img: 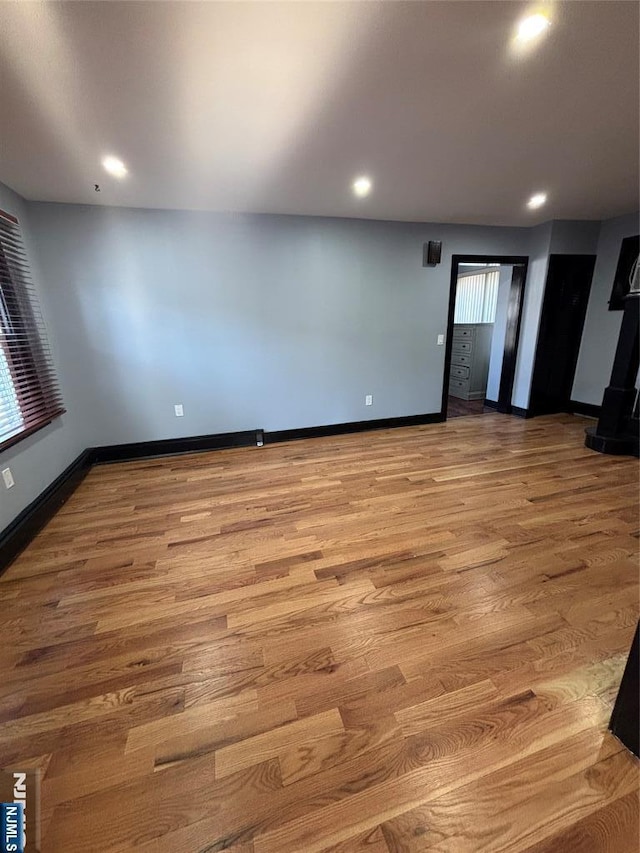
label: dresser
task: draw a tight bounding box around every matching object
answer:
[448,323,493,401]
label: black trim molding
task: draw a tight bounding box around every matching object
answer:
[443,254,529,419]
[526,400,602,420]
[0,412,452,571]
[511,406,532,419]
[567,400,601,419]
[264,413,444,445]
[90,429,259,464]
[0,449,92,573]
[484,398,517,415]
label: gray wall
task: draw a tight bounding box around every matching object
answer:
[3,190,634,536]
[549,220,601,255]
[486,265,513,403]
[0,184,84,532]
[512,222,553,409]
[572,211,640,405]
[27,202,533,446]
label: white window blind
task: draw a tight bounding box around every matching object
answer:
[454,270,500,324]
[0,344,23,442]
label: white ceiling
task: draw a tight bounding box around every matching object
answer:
[0,1,638,225]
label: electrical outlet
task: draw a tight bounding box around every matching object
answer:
[174,404,184,417]
[437,334,445,345]
[365,395,373,406]
[2,467,15,489]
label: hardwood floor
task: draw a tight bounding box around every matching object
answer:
[1,413,638,852]
[446,396,493,418]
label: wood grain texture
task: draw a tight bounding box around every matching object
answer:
[0,413,638,852]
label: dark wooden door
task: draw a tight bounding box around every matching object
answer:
[529,254,596,416]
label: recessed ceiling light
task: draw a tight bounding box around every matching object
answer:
[527,192,547,209]
[352,176,372,198]
[516,13,551,43]
[102,155,128,179]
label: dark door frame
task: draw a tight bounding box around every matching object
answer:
[441,254,529,419]
[528,253,596,417]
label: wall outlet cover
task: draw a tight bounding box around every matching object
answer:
[174,404,184,417]
[437,334,445,345]
[365,395,373,406]
[2,467,15,489]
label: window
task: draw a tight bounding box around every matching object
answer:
[454,269,500,324]
[0,210,64,451]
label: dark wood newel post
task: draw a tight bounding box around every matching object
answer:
[585,289,639,457]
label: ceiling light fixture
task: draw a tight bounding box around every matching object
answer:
[516,12,551,43]
[352,176,372,198]
[102,155,128,179]
[527,192,548,209]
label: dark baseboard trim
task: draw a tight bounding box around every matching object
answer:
[1,414,448,572]
[568,399,601,419]
[0,449,92,574]
[484,398,514,415]
[511,406,532,419]
[264,413,444,445]
[90,429,260,464]
[483,399,598,419]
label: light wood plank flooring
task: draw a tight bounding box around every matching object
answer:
[446,396,493,418]
[1,413,638,852]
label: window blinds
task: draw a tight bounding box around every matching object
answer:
[454,269,500,325]
[0,210,64,451]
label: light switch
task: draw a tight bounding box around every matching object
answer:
[437,334,445,345]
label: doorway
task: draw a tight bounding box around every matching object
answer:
[442,255,528,419]
[528,254,596,416]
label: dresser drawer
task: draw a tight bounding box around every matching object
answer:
[451,353,471,367]
[452,340,473,355]
[453,326,474,340]
[450,364,469,380]
[449,377,470,393]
